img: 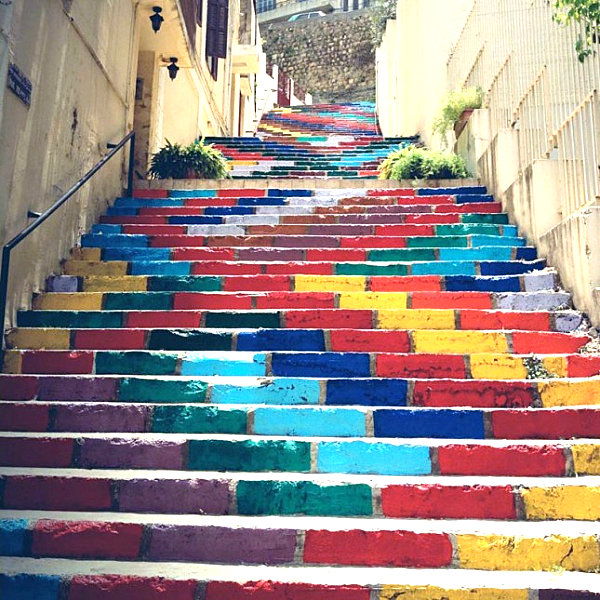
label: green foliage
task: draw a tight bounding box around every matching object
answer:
[148,139,229,180]
[368,0,397,45]
[378,145,469,180]
[432,87,483,144]
[552,0,600,62]
[523,356,558,380]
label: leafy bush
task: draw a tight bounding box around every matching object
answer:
[149,139,229,179]
[553,0,600,62]
[432,87,483,142]
[378,145,469,180]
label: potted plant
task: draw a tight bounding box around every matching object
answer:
[149,139,229,179]
[378,144,470,180]
[432,86,484,144]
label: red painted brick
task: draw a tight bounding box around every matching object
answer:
[69,575,197,600]
[101,215,168,224]
[330,330,410,352]
[0,437,74,467]
[218,189,265,197]
[412,291,492,309]
[285,310,373,329]
[316,206,364,214]
[436,203,500,213]
[411,195,454,205]
[376,224,435,236]
[171,248,235,261]
[223,275,291,292]
[340,236,408,249]
[266,263,333,275]
[491,408,600,439]
[4,476,112,510]
[283,215,336,224]
[173,293,253,310]
[249,225,307,235]
[413,380,536,408]
[150,235,204,248]
[512,332,589,354]
[460,310,551,331]
[567,355,600,377]
[371,276,442,292]
[133,189,167,198]
[206,581,369,600]
[303,529,452,567]
[74,329,146,350]
[139,207,202,216]
[125,311,201,328]
[376,354,466,378]
[0,404,49,431]
[0,375,39,400]
[255,292,335,309]
[305,249,367,262]
[21,351,94,375]
[192,262,262,275]
[185,197,236,206]
[33,520,143,559]
[122,225,186,235]
[381,484,516,519]
[368,189,414,197]
[438,444,566,476]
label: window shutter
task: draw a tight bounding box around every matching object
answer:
[206,0,229,59]
[197,0,203,24]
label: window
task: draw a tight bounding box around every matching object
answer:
[205,0,229,80]
[256,0,275,13]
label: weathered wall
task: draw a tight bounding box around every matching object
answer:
[262,12,376,102]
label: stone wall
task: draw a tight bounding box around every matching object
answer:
[262,12,376,102]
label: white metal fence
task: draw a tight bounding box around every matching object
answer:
[448,0,600,217]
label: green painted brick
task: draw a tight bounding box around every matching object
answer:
[119,377,208,402]
[188,439,311,472]
[17,311,123,328]
[148,276,223,292]
[152,405,247,434]
[95,351,178,375]
[436,224,501,236]
[148,330,233,351]
[406,236,469,248]
[236,480,373,516]
[205,312,281,329]
[368,249,436,262]
[104,292,172,310]
[461,213,508,224]
[335,263,408,276]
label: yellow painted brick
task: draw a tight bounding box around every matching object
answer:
[6,328,71,350]
[542,356,567,377]
[294,275,366,292]
[338,292,407,310]
[523,486,600,520]
[470,354,527,379]
[412,330,509,354]
[378,309,455,330]
[32,293,103,311]
[231,160,258,166]
[457,534,600,572]
[572,444,600,475]
[70,247,101,261]
[380,586,526,600]
[539,379,600,407]
[82,276,148,292]
[2,351,22,374]
[64,260,128,277]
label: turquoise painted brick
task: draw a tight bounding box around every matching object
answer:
[210,378,321,405]
[17,311,122,328]
[119,377,208,402]
[502,225,519,236]
[439,247,512,261]
[0,574,61,600]
[471,235,525,247]
[0,519,27,556]
[169,189,217,197]
[435,224,501,236]
[96,351,178,375]
[181,352,267,376]
[81,233,148,248]
[412,261,477,276]
[104,292,172,310]
[253,407,366,437]
[130,262,191,276]
[317,441,432,475]
[152,405,247,433]
[148,275,223,292]
[406,236,468,248]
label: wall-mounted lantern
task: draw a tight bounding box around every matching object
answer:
[166,57,179,80]
[150,6,164,33]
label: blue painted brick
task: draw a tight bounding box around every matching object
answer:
[254,407,366,437]
[0,519,28,556]
[0,574,61,600]
[205,207,255,215]
[516,247,537,260]
[237,329,325,351]
[327,379,408,407]
[114,198,184,208]
[82,234,148,248]
[317,441,431,475]
[417,186,487,196]
[445,275,521,293]
[211,378,321,405]
[455,194,494,204]
[239,197,287,206]
[103,247,171,261]
[480,259,546,276]
[106,207,139,216]
[373,409,485,439]
[169,189,216,197]
[271,353,370,377]
[92,224,122,234]
[169,216,223,224]
[130,261,191,276]
[270,189,312,196]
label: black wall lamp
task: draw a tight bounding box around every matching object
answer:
[150,6,164,33]
[166,57,179,80]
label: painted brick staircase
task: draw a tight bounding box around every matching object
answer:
[1,103,600,599]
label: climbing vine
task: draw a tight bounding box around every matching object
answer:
[552,0,600,61]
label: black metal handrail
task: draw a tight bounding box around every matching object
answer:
[0,131,135,360]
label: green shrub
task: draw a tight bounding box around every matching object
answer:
[149,139,229,179]
[378,145,469,180]
[432,87,483,142]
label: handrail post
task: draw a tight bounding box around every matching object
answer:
[0,246,12,364]
[127,133,135,198]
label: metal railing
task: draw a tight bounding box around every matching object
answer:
[0,131,135,360]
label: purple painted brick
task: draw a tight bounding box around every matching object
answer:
[238,248,304,261]
[147,525,297,564]
[119,478,230,514]
[39,377,118,401]
[276,236,337,248]
[79,438,184,469]
[523,272,557,292]
[554,312,584,332]
[311,225,371,236]
[495,292,571,311]
[46,276,79,292]
[53,404,148,433]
